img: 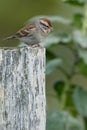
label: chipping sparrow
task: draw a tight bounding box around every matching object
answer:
[4,18,53,47]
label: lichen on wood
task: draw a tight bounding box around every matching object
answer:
[0,47,46,130]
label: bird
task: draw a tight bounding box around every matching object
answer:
[4,17,53,47]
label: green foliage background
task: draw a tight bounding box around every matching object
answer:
[0,0,87,130]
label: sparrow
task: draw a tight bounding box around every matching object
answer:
[4,17,53,47]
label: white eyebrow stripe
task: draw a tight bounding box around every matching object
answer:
[40,20,49,26]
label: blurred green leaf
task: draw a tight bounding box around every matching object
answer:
[78,49,87,65]
[58,32,72,43]
[42,32,72,48]
[63,0,85,6]
[73,13,83,28]
[47,111,84,130]
[77,59,87,76]
[73,30,87,48]
[50,45,75,76]
[46,58,62,75]
[42,34,61,47]
[54,80,65,97]
[73,87,87,117]
[66,85,75,108]
[46,50,57,60]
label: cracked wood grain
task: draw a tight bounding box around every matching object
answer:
[0,47,46,130]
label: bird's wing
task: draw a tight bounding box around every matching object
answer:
[15,23,36,38]
[4,23,37,40]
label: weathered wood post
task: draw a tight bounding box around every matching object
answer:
[0,47,46,130]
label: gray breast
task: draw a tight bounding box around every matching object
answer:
[19,32,41,45]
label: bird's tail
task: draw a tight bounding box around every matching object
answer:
[3,35,16,41]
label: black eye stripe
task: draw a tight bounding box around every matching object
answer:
[40,22,49,28]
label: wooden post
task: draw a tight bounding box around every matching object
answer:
[0,47,46,130]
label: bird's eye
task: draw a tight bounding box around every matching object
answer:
[46,25,49,28]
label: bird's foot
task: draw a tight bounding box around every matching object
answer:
[29,43,43,48]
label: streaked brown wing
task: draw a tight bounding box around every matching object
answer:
[15,23,36,38]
